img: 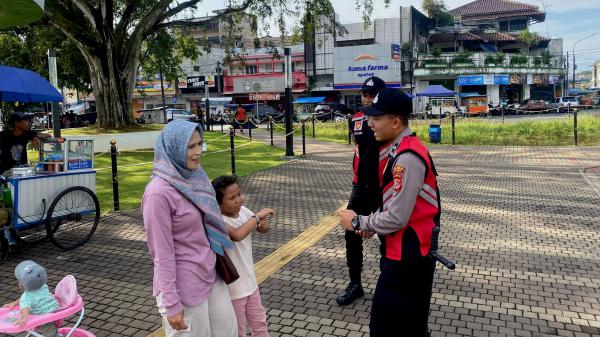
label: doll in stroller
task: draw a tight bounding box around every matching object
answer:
[0,260,95,337]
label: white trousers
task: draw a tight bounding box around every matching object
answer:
[157,279,237,337]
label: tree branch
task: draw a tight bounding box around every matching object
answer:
[45,0,98,49]
[115,1,138,42]
[158,0,255,26]
[68,0,97,30]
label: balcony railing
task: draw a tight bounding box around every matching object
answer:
[416,52,565,70]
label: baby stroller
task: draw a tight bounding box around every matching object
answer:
[0,275,95,337]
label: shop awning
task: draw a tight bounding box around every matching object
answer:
[416,85,456,97]
[293,96,325,104]
[459,92,484,98]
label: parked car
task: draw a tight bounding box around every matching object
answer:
[166,109,197,122]
[517,99,548,113]
[548,96,579,112]
[252,104,284,123]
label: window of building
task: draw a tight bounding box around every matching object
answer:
[193,66,200,72]
[499,21,509,31]
[207,36,220,45]
[335,39,376,47]
[509,19,527,31]
[245,65,257,74]
[273,63,284,73]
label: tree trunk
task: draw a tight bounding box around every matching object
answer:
[84,43,135,128]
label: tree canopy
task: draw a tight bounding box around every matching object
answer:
[5,0,384,127]
[422,0,454,27]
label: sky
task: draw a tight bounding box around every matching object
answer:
[196,0,600,72]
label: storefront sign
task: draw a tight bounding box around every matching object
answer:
[510,74,522,84]
[334,44,401,89]
[494,75,509,85]
[233,77,285,93]
[458,75,509,86]
[135,79,174,92]
[528,74,549,85]
[187,75,215,88]
[391,44,401,61]
[249,93,281,101]
[67,160,93,171]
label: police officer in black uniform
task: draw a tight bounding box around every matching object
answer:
[336,76,386,306]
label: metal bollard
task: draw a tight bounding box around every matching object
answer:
[110,140,119,211]
[220,120,224,134]
[451,113,456,145]
[347,114,352,145]
[574,109,578,146]
[248,120,252,139]
[229,127,236,174]
[301,119,306,155]
[270,120,274,146]
[312,116,315,138]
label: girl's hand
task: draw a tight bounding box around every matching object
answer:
[257,219,269,233]
[256,208,275,219]
[167,312,188,331]
[16,317,27,327]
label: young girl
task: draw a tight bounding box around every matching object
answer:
[3,260,59,337]
[212,175,273,337]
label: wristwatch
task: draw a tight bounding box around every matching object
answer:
[252,215,261,227]
[351,215,361,231]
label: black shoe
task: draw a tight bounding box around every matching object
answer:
[336,282,364,306]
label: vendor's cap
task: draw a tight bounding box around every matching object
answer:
[364,88,412,116]
[9,112,27,125]
[361,76,386,95]
[15,260,47,291]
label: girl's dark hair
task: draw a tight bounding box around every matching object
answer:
[211,175,239,204]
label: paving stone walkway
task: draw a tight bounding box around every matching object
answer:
[0,128,598,337]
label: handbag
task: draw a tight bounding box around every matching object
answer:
[215,250,240,285]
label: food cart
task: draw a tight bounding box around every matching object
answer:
[460,93,489,116]
[0,137,99,261]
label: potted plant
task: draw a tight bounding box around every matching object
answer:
[534,57,542,67]
[451,51,473,66]
[510,54,528,67]
[495,53,505,66]
[484,54,496,66]
[424,47,446,67]
[541,50,552,66]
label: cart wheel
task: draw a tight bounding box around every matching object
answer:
[0,231,8,263]
[46,186,100,251]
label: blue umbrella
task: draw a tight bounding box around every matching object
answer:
[0,65,63,102]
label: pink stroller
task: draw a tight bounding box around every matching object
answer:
[0,275,95,337]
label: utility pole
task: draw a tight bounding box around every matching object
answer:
[47,49,61,137]
[572,33,598,89]
[284,47,294,157]
[159,63,167,123]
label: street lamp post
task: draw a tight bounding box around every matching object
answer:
[572,33,598,89]
[284,47,294,157]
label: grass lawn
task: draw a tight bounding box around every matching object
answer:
[59,124,165,135]
[277,116,600,146]
[31,131,285,212]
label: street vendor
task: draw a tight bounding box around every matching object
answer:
[0,112,51,174]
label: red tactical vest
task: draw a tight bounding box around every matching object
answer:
[379,134,440,261]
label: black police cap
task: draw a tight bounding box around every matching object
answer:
[364,88,412,116]
[360,76,386,95]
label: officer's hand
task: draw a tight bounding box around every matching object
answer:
[338,209,357,231]
[356,230,375,238]
[257,219,269,233]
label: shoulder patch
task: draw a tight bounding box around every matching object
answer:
[393,165,405,192]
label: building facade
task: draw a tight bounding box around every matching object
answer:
[414,0,566,111]
[306,7,430,112]
[222,45,306,107]
[591,61,600,89]
[132,11,257,114]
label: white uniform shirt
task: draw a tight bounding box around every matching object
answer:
[223,206,259,300]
